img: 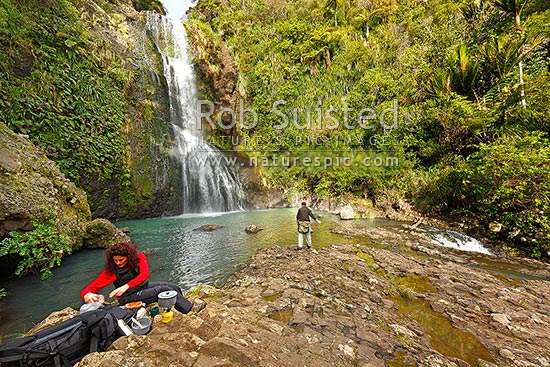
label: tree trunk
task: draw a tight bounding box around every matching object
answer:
[519,60,526,108]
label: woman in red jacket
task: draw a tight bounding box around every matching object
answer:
[81,242,194,313]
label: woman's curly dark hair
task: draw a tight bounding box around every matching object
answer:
[104,242,140,274]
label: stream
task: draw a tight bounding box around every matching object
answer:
[0,208,351,336]
[0,208,547,340]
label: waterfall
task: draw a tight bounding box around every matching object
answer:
[144,13,244,213]
[424,228,492,255]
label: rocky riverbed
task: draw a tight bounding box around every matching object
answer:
[66,223,550,367]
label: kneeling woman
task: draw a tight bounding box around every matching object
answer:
[81,242,194,313]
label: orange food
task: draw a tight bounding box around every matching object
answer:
[125,301,144,309]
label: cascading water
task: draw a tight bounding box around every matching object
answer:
[144,13,244,213]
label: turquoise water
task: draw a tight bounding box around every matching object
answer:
[4,208,543,339]
[0,208,376,337]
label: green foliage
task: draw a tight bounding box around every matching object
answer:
[132,0,165,13]
[0,0,128,185]
[0,0,547,258]
[419,132,550,258]
[464,132,550,258]
[0,0,154,216]
[0,218,72,279]
[188,0,549,257]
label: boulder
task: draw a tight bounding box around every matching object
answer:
[28,307,79,334]
[83,218,131,249]
[0,148,22,172]
[143,247,159,255]
[339,205,355,220]
[245,224,263,234]
[194,224,223,232]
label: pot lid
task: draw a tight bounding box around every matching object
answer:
[158,290,178,299]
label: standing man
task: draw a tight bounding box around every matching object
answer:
[296,202,321,249]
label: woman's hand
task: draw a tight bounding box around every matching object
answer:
[84,292,100,304]
[109,284,130,299]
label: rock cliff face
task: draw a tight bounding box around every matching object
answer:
[0,122,91,242]
[77,1,183,219]
[0,122,91,273]
[0,122,134,276]
[68,227,549,367]
[185,21,238,131]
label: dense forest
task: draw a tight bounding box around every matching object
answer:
[186,0,550,258]
[0,0,549,261]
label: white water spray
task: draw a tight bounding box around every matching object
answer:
[144,13,244,213]
[424,228,492,255]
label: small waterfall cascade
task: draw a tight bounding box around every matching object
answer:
[144,13,244,213]
[423,227,492,255]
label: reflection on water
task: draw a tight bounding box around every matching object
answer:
[393,296,495,365]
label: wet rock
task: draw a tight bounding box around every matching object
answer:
[143,247,158,255]
[245,224,263,234]
[194,224,223,232]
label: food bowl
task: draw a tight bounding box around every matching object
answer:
[131,317,152,335]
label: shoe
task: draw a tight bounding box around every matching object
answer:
[297,246,303,250]
[192,300,206,313]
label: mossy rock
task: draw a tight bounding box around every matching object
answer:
[84,218,131,249]
[0,122,91,250]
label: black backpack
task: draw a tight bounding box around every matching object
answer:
[0,306,134,367]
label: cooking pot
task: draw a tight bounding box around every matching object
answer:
[158,290,177,308]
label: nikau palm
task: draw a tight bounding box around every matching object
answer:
[493,0,530,108]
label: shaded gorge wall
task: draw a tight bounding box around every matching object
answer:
[82,6,186,220]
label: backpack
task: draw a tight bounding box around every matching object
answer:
[0,306,135,367]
